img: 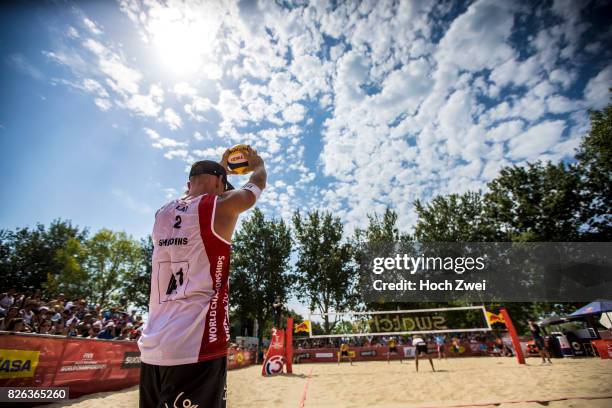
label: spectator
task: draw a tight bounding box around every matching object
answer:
[77,323,90,338]
[0,288,17,309]
[97,321,115,339]
[7,317,26,332]
[67,320,79,337]
[272,296,283,328]
[38,320,53,334]
[0,307,20,330]
[114,327,131,341]
[20,301,35,325]
[88,325,101,338]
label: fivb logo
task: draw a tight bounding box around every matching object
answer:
[264,355,284,375]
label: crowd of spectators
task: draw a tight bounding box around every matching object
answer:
[0,288,144,341]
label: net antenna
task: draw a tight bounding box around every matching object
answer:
[308,305,491,338]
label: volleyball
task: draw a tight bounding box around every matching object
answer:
[227,144,251,174]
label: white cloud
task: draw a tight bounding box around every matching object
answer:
[173,82,197,98]
[83,18,103,35]
[67,26,79,39]
[163,108,182,130]
[583,65,612,110]
[152,137,187,149]
[94,98,112,111]
[164,149,189,160]
[508,120,566,160]
[282,103,306,123]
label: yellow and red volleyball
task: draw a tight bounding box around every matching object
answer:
[227,144,251,174]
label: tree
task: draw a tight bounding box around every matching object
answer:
[230,208,293,341]
[81,229,143,307]
[44,237,89,300]
[354,208,410,243]
[575,102,612,240]
[293,210,358,334]
[414,192,500,242]
[0,219,87,293]
[123,235,153,311]
[484,162,582,242]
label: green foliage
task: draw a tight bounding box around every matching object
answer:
[484,162,582,242]
[414,192,500,242]
[230,208,294,340]
[0,219,87,292]
[293,210,358,334]
[354,208,410,244]
[575,103,612,240]
[123,235,153,311]
[44,237,89,300]
[82,229,143,308]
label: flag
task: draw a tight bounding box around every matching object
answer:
[486,311,506,325]
[294,320,311,334]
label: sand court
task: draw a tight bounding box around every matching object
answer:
[48,358,612,408]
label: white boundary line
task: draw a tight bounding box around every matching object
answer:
[307,305,491,338]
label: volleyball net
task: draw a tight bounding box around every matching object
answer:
[306,305,491,338]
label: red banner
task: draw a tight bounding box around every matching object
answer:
[592,340,612,359]
[0,332,140,398]
[227,348,255,369]
[1,333,256,398]
[262,327,286,376]
[292,342,500,363]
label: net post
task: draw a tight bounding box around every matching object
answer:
[500,307,525,364]
[285,317,293,374]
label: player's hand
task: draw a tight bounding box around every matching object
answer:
[244,145,264,171]
[220,148,238,175]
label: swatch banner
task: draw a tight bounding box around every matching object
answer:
[357,242,612,302]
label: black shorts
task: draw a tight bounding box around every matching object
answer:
[340,350,349,357]
[139,357,227,408]
[416,344,428,354]
[389,346,398,353]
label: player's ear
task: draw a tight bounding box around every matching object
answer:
[187,180,191,191]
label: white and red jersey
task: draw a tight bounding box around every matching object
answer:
[138,194,231,366]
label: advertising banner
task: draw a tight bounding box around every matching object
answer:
[293,342,500,363]
[261,327,286,376]
[0,333,140,398]
[1,333,257,398]
[227,349,254,370]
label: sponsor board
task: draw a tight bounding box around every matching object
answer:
[360,350,377,357]
[59,352,107,372]
[315,352,334,358]
[121,352,141,369]
[0,349,40,379]
[403,346,416,358]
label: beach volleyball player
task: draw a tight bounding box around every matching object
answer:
[137,146,266,408]
[412,336,435,372]
[338,342,354,365]
[387,337,402,363]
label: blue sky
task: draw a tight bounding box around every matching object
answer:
[1,0,611,242]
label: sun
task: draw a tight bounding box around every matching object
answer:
[147,7,220,76]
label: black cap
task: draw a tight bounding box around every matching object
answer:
[189,160,234,191]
